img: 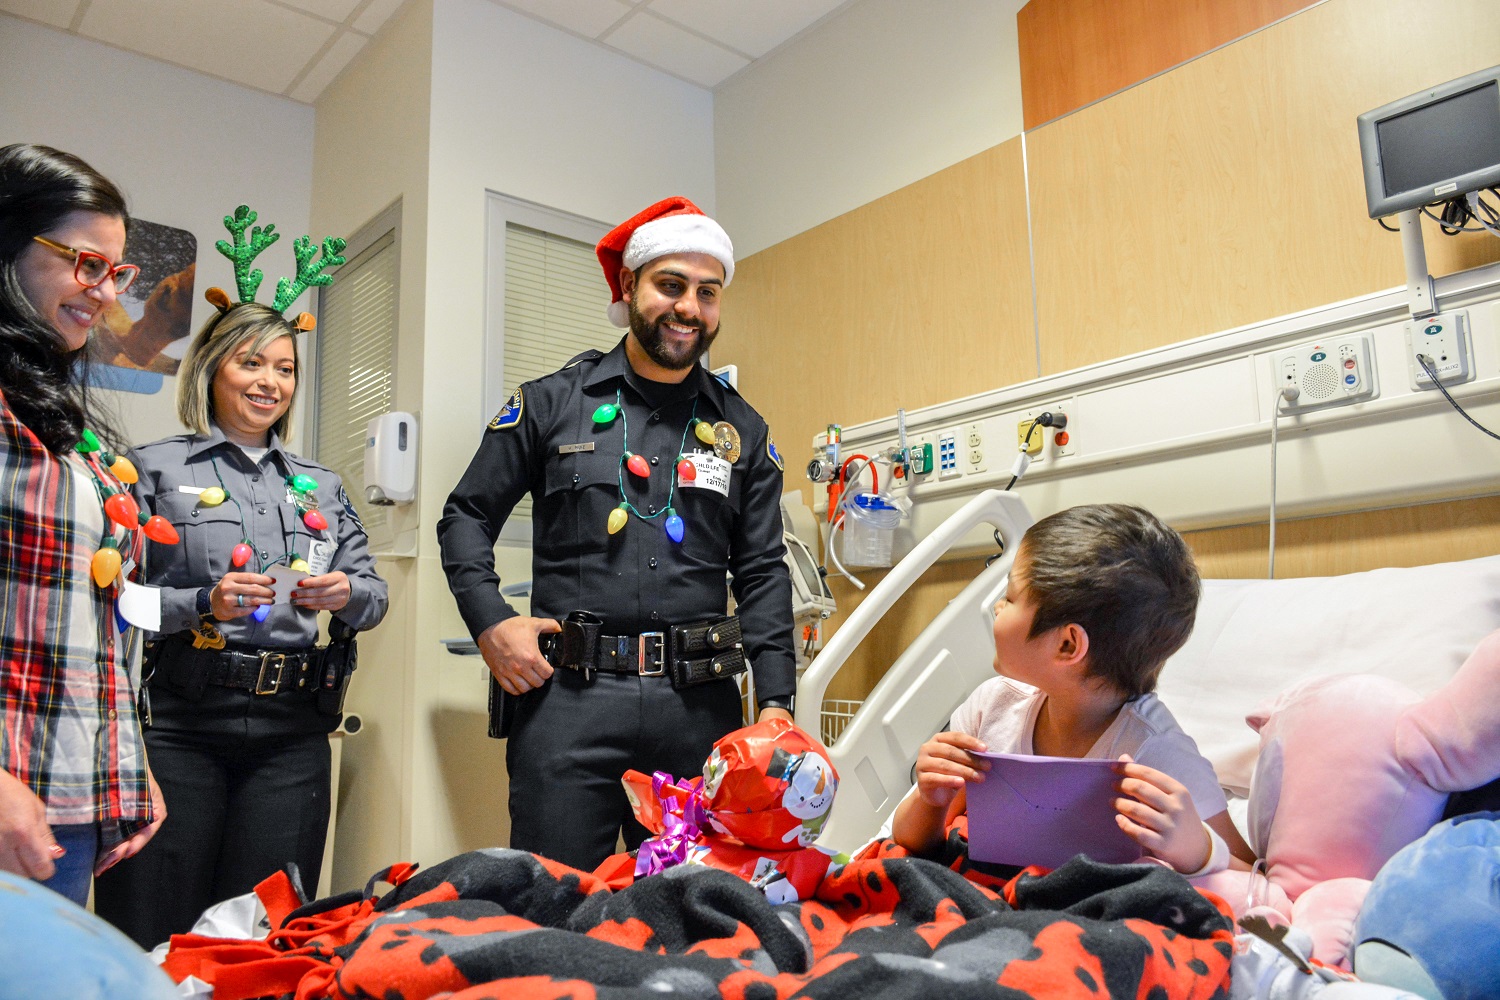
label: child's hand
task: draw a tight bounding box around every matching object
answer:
[913,732,990,810]
[1113,754,1210,874]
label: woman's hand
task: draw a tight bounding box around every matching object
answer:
[292,571,351,612]
[0,770,60,881]
[1113,754,1210,873]
[94,771,167,876]
[210,572,276,619]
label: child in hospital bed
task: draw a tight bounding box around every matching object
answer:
[892,503,1255,875]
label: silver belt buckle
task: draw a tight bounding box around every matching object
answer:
[255,652,287,694]
[638,632,666,676]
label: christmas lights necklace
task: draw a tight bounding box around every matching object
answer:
[74,428,179,589]
[193,455,328,621]
[593,388,716,541]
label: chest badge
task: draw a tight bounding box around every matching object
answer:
[713,421,741,463]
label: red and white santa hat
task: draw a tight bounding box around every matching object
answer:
[596,196,734,327]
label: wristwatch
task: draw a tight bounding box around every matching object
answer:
[757,695,794,713]
[195,587,213,618]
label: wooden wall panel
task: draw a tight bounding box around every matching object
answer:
[1027,0,1500,376]
[720,138,1035,491]
[719,140,1035,690]
[1019,0,1314,129]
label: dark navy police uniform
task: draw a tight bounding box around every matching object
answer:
[94,426,388,949]
[438,339,795,871]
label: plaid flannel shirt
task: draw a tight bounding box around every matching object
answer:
[0,390,150,847]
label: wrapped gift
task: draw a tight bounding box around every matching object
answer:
[600,718,845,902]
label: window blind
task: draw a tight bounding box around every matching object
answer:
[503,223,619,518]
[313,230,397,548]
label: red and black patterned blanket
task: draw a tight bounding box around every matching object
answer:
[163,844,1234,1000]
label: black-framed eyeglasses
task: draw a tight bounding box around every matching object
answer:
[31,235,140,293]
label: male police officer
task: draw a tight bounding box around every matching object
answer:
[438,197,796,871]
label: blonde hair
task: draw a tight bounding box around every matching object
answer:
[176,303,301,442]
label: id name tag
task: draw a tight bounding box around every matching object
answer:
[681,452,731,497]
[307,538,335,577]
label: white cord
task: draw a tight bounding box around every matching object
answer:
[1268,384,1298,579]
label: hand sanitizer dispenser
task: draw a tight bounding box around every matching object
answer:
[364,412,417,505]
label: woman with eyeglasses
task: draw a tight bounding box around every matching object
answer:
[0,143,165,906]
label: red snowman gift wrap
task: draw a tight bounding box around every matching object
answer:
[594,718,845,903]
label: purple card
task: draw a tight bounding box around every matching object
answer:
[964,751,1140,868]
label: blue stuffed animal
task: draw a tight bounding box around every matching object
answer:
[1353,811,1500,1000]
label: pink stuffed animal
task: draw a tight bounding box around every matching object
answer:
[1193,628,1500,968]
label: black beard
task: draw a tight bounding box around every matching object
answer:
[627,300,719,371]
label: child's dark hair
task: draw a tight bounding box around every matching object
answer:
[1019,503,1199,698]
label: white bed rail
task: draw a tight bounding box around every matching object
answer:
[796,489,1034,852]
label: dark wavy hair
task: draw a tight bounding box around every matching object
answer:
[0,143,129,453]
[1020,503,1201,698]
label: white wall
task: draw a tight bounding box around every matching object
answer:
[0,14,314,446]
[714,0,1026,256]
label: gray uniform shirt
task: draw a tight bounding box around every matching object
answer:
[128,426,388,647]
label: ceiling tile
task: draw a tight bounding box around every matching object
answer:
[351,0,405,35]
[276,0,362,23]
[492,0,632,40]
[78,0,333,94]
[605,10,747,89]
[646,0,849,59]
[288,29,365,102]
[0,0,82,29]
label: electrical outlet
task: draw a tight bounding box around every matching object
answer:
[1405,311,1472,391]
[966,422,986,472]
[937,430,960,479]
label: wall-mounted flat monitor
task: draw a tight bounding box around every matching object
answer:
[1358,65,1500,219]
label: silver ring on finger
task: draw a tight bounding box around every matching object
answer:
[236,593,245,608]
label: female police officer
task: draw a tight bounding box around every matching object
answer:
[93,219,388,949]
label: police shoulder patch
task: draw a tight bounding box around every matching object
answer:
[337,485,366,535]
[488,388,524,431]
[767,436,784,472]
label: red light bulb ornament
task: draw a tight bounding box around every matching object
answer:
[103,492,140,530]
[625,452,650,479]
[303,510,328,532]
[231,542,254,568]
[142,515,179,544]
[665,508,684,544]
[676,456,696,482]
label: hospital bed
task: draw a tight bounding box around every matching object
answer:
[797,488,1500,853]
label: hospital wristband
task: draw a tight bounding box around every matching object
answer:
[1181,823,1229,878]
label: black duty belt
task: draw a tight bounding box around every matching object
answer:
[149,638,324,696]
[541,611,746,687]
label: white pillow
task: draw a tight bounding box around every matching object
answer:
[1154,555,1500,795]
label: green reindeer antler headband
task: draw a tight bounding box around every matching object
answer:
[204,205,347,332]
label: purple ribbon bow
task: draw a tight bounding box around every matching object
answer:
[635,771,710,877]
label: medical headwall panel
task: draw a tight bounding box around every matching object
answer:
[1028,0,1500,377]
[817,263,1500,561]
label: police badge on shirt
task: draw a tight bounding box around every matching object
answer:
[488,388,524,431]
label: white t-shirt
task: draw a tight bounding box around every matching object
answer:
[950,676,1229,819]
